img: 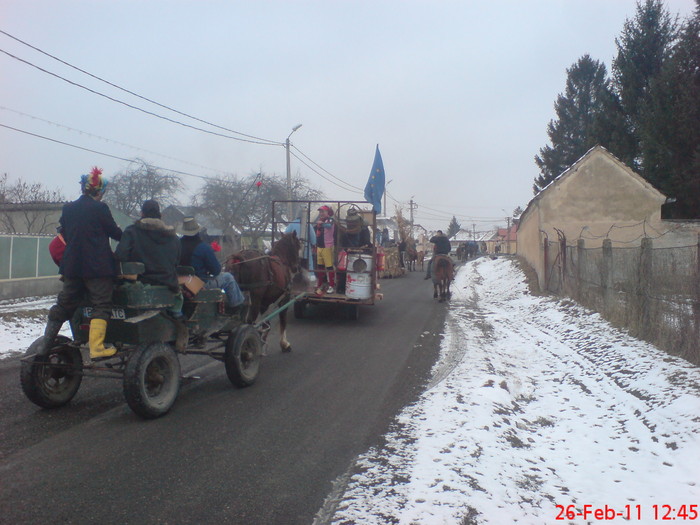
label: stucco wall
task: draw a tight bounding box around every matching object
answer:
[516,206,544,289]
[537,151,667,248]
[516,146,674,290]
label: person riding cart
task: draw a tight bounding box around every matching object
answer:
[38,166,123,359]
[179,217,246,314]
[314,205,336,294]
[114,199,184,318]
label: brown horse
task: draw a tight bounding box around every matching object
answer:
[432,254,454,302]
[406,247,418,272]
[417,250,425,271]
[224,232,301,352]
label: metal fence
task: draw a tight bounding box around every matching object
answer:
[0,234,57,280]
[544,234,699,365]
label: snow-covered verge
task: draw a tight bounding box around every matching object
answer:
[324,257,700,524]
[0,296,70,358]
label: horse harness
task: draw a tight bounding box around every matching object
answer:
[228,253,290,292]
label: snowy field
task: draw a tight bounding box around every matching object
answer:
[320,257,700,525]
[0,295,71,358]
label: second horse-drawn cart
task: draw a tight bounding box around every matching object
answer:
[272,200,383,321]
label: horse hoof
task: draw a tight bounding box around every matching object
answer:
[281,345,292,353]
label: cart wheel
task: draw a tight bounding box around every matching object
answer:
[225,325,262,388]
[123,343,180,419]
[20,336,82,409]
[293,300,306,319]
[347,304,360,321]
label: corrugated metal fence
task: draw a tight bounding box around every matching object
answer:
[0,234,57,280]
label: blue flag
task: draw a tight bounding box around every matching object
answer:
[364,145,385,214]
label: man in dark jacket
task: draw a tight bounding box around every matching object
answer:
[115,200,183,316]
[39,167,122,359]
[424,230,452,279]
[179,217,245,309]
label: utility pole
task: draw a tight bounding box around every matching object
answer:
[506,216,511,254]
[409,198,417,236]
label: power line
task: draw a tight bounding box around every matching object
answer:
[0,31,391,202]
[1,106,234,177]
[290,145,365,192]
[417,201,507,220]
[0,122,211,181]
[289,150,363,195]
[0,47,282,146]
[0,29,282,146]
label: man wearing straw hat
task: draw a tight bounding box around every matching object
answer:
[179,217,246,311]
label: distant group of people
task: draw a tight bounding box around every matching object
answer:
[39,167,245,360]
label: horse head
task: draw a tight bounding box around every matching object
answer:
[272,231,302,274]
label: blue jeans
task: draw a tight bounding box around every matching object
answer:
[207,272,245,307]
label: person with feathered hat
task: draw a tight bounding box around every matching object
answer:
[38,167,123,359]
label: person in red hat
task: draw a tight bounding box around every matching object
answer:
[314,205,336,294]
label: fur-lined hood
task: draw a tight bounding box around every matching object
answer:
[134,218,176,236]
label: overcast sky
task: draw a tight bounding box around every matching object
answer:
[1,0,696,232]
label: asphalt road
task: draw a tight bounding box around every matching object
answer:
[0,269,446,524]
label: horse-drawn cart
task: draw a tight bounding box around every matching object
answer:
[272,200,382,321]
[20,263,270,419]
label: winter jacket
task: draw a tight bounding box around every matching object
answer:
[59,195,122,279]
[180,235,221,281]
[340,227,371,248]
[115,218,181,292]
[429,234,452,255]
[315,218,335,248]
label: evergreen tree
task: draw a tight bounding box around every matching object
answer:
[533,55,618,193]
[447,216,461,238]
[612,0,678,170]
[641,2,700,217]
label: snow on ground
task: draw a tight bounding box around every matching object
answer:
[323,257,700,525]
[0,295,70,358]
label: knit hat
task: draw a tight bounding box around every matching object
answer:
[141,199,161,219]
[179,217,202,236]
[80,166,108,195]
[318,205,334,216]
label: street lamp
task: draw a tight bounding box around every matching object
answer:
[286,124,302,219]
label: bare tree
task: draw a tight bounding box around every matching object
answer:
[104,158,183,217]
[0,173,65,233]
[195,171,322,247]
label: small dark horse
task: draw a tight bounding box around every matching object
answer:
[432,254,454,302]
[406,247,418,272]
[224,232,301,352]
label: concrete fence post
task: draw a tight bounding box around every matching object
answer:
[543,238,549,292]
[577,238,585,302]
[601,239,613,313]
[638,238,653,339]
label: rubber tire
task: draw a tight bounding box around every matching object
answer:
[293,300,306,319]
[347,304,360,321]
[123,343,180,419]
[20,336,82,409]
[225,325,262,388]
